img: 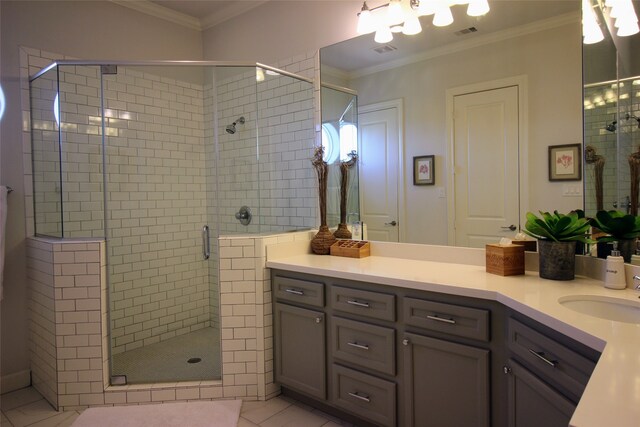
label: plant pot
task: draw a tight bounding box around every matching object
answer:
[538,240,577,281]
[596,238,636,263]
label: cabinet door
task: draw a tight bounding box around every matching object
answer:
[274,303,326,399]
[403,332,490,427]
[506,359,575,427]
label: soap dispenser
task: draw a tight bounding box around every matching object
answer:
[604,242,626,289]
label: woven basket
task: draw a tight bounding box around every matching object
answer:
[333,223,352,239]
[311,225,336,255]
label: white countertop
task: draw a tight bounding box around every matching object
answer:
[265,241,640,427]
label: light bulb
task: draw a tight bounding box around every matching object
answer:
[357,2,376,34]
[374,26,394,43]
[417,0,437,16]
[617,20,640,36]
[467,0,490,17]
[403,15,423,35]
[433,3,453,26]
[582,0,604,44]
[386,0,405,26]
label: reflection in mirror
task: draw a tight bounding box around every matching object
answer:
[322,85,360,232]
[583,1,640,218]
[321,1,583,247]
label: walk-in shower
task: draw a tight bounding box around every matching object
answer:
[29,61,316,385]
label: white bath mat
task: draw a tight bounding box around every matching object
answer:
[71,400,242,427]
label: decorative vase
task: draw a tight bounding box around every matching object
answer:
[538,240,577,280]
[596,238,636,263]
[311,225,336,255]
[310,146,336,255]
[334,223,351,239]
[334,151,357,240]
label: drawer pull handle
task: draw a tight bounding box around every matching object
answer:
[528,349,558,368]
[285,288,304,296]
[402,338,410,346]
[347,299,370,308]
[347,341,370,350]
[426,315,456,324]
[315,316,323,324]
[348,392,371,403]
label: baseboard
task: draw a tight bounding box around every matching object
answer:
[1,369,31,394]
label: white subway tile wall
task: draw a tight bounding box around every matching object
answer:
[26,232,312,410]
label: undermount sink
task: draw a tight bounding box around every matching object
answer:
[558,295,640,324]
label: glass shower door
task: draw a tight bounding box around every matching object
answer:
[102,64,219,384]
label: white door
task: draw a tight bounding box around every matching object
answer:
[453,86,520,248]
[359,105,400,242]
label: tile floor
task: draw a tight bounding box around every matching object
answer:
[0,387,354,427]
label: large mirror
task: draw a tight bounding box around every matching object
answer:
[320,0,585,247]
[583,2,640,219]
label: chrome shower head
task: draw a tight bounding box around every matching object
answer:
[605,121,617,132]
[225,116,245,134]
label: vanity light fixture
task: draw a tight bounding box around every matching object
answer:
[357,0,490,43]
[583,0,605,44]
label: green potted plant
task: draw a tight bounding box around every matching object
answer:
[589,210,640,262]
[523,211,592,280]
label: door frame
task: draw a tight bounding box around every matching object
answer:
[445,76,529,246]
[359,99,406,242]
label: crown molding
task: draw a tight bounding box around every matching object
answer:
[111,0,202,31]
[349,11,581,79]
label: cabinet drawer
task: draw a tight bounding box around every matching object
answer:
[330,286,395,321]
[403,297,490,342]
[274,275,324,307]
[331,317,396,376]
[332,364,396,427]
[507,318,595,400]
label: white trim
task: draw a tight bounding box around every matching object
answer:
[1,369,31,394]
[445,76,529,246]
[110,0,202,30]
[350,12,579,79]
[358,99,406,243]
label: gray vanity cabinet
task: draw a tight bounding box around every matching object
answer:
[273,276,326,400]
[506,360,575,427]
[504,315,599,427]
[402,332,490,427]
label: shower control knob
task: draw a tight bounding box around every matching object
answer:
[235,206,252,226]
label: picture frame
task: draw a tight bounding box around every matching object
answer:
[413,155,435,185]
[548,144,581,181]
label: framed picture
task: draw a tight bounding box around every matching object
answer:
[414,155,435,185]
[548,144,581,181]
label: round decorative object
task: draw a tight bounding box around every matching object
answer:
[333,223,352,239]
[310,225,337,255]
[538,240,577,281]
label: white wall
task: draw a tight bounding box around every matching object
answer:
[1,0,202,388]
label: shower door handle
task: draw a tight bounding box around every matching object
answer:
[202,225,210,260]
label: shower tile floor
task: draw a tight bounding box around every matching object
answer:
[112,327,221,384]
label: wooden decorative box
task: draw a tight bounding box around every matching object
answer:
[486,244,525,276]
[330,240,371,258]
